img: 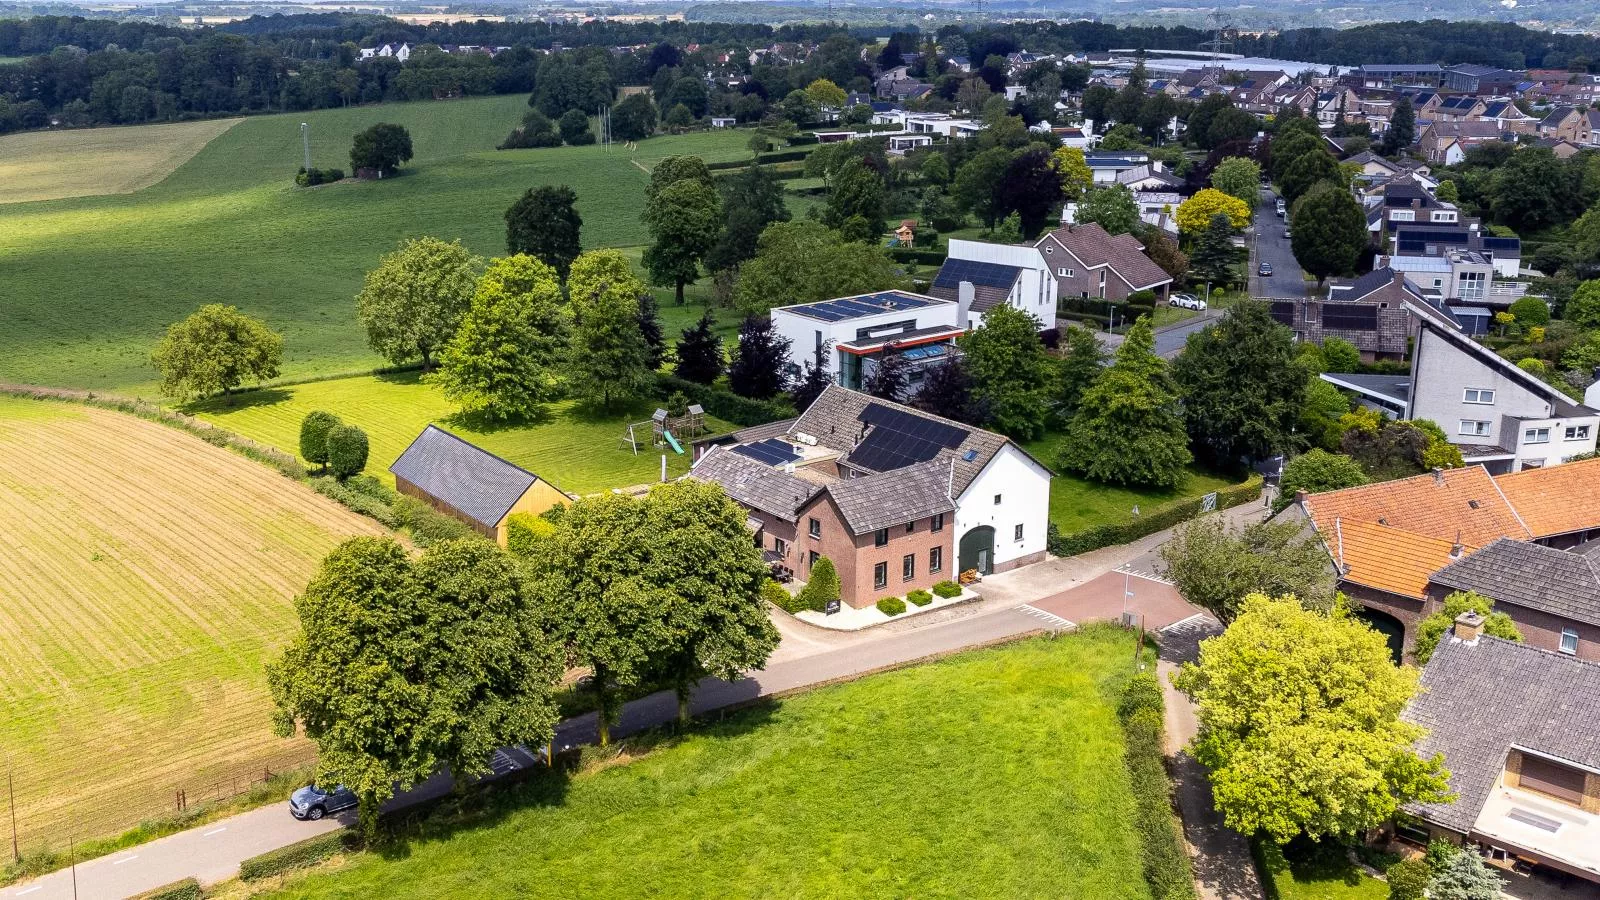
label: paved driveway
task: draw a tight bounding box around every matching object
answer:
[1251,187,1309,298]
[1024,569,1205,632]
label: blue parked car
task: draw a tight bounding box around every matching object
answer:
[289,784,357,820]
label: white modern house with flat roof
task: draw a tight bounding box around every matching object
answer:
[770,290,965,396]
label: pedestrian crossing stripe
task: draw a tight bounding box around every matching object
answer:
[1020,605,1075,629]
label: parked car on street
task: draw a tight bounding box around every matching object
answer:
[1275,200,1286,217]
[1258,262,1274,276]
[1169,293,1207,310]
[1283,228,1292,239]
[289,784,357,820]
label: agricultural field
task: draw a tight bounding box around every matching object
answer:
[0,118,240,204]
[193,372,734,494]
[0,395,385,852]
[269,629,1152,899]
[0,96,755,393]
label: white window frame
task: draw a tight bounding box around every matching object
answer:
[1560,628,1578,655]
[1565,425,1591,441]
[1459,420,1491,437]
[1463,388,1496,404]
[1058,267,1074,277]
[1525,427,1551,444]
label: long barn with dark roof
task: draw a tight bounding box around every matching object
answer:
[389,425,569,545]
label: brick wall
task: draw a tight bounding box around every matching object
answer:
[796,493,954,608]
[1343,583,1425,657]
[1422,585,1600,662]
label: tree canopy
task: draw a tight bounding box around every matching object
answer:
[504,185,583,280]
[1173,302,1306,465]
[1274,449,1367,512]
[151,303,283,402]
[643,177,723,305]
[355,236,481,369]
[1413,591,1523,664]
[566,249,654,409]
[960,305,1055,440]
[1176,188,1251,234]
[429,254,569,420]
[1290,182,1367,287]
[1159,518,1335,623]
[1172,594,1452,843]
[728,315,791,400]
[1059,317,1191,488]
[349,122,413,176]
[1209,157,1262,212]
[1075,184,1140,236]
[732,220,907,316]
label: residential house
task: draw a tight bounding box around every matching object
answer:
[926,240,1058,330]
[1314,87,1362,125]
[1400,630,1600,887]
[1270,84,1319,116]
[1538,106,1596,145]
[1033,223,1174,304]
[1443,64,1521,95]
[1365,178,1461,237]
[768,290,964,394]
[389,425,569,546]
[1434,95,1488,120]
[689,385,1052,607]
[1477,100,1538,134]
[1396,89,1443,118]
[1053,125,1096,150]
[1391,222,1522,280]
[1418,121,1506,164]
[1427,538,1600,660]
[1083,151,1157,184]
[1269,268,1424,361]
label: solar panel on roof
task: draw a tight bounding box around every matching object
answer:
[933,258,1021,290]
[848,402,969,471]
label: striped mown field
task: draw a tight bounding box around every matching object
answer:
[0,117,240,204]
[0,395,385,851]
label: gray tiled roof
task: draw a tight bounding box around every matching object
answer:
[1404,636,1600,832]
[688,447,818,521]
[1429,537,1600,627]
[824,459,958,535]
[389,425,538,529]
[731,417,798,444]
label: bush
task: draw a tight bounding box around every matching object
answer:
[886,247,948,266]
[877,596,906,616]
[505,511,555,555]
[1386,859,1430,900]
[795,556,839,611]
[391,495,477,546]
[1118,672,1164,722]
[906,588,933,606]
[325,423,370,480]
[130,878,203,900]
[932,580,962,598]
[1128,289,1158,305]
[654,373,796,428]
[299,410,341,469]
[1122,702,1195,900]
[1424,837,1461,871]
[1038,327,1061,350]
[239,830,355,881]
[312,476,398,528]
[1048,480,1263,556]
[295,166,344,187]
[760,578,794,608]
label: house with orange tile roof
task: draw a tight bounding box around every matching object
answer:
[1286,457,1600,659]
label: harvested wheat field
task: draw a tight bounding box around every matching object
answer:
[0,395,384,852]
[0,117,239,204]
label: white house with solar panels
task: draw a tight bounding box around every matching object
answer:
[925,239,1057,330]
[770,290,966,396]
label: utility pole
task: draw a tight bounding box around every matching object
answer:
[300,122,312,171]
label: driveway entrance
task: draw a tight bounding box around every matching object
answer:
[959,525,995,575]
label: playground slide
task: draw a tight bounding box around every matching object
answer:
[662,430,684,454]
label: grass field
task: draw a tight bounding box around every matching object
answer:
[0,395,385,852]
[193,372,733,493]
[0,96,755,392]
[0,118,240,204]
[268,628,1152,899]
[1021,434,1247,534]
[1255,839,1389,900]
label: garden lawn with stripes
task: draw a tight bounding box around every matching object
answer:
[192,372,733,494]
[0,96,755,393]
[267,628,1153,900]
[0,395,385,854]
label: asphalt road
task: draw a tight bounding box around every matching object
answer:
[1250,187,1310,298]
[1154,307,1222,358]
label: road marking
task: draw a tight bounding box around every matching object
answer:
[16,886,43,895]
[1020,605,1074,629]
[203,827,227,836]
[1161,612,1214,633]
[112,854,139,865]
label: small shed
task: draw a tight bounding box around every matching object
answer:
[389,425,567,545]
[710,116,737,128]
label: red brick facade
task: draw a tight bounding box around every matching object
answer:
[1422,583,1600,661]
[754,494,955,609]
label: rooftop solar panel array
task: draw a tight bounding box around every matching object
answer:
[786,291,939,323]
[733,438,802,466]
[848,402,969,471]
[932,258,1022,291]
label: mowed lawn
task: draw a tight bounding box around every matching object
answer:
[0,396,385,851]
[193,372,734,494]
[0,117,241,204]
[0,96,754,392]
[1021,436,1248,534]
[269,629,1152,900]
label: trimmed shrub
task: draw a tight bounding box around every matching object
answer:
[505,511,555,555]
[130,878,203,900]
[1386,859,1430,900]
[295,166,344,187]
[932,580,962,599]
[239,830,355,881]
[876,596,906,616]
[312,477,398,528]
[325,423,370,480]
[299,410,341,469]
[1118,672,1163,722]
[654,373,796,428]
[1048,480,1263,557]
[1121,680,1196,900]
[795,556,839,611]
[886,247,947,266]
[760,579,794,609]
[906,588,933,606]
[391,495,477,546]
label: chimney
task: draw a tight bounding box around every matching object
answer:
[1450,528,1464,558]
[957,281,975,328]
[1453,609,1484,644]
[1294,490,1309,504]
[1432,467,1444,485]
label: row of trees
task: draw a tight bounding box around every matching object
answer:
[268,478,780,832]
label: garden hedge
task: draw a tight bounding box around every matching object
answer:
[887,248,947,266]
[932,580,962,599]
[876,596,906,616]
[130,877,203,900]
[654,373,796,428]
[1048,480,1262,557]
[239,830,355,881]
[907,589,933,606]
[1120,681,1196,900]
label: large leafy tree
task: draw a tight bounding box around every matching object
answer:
[349,122,413,177]
[1279,150,1342,205]
[1185,92,1231,149]
[1059,317,1191,488]
[1209,157,1262,212]
[644,178,723,305]
[732,221,908,316]
[1274,449,1366,512]
[1159,519,1335,623]
[1176,188,1251,234]
[1206,107,1260,152]
[1172,595,1452,844]
[1268,130,1323,183]
[268,537,561,834]
[1137,224,1190,281]
[673,311,724,384]
[645,154,714,204]
[355,237,481,370]
[863,350,912,401]
[566,250,654,408]
[728,315,791,399]
[1075,184,1139,236]
[1000,147,1065,238]
[1488,147,1581,232]
[911,356,977,423]
[705,164,790,273]
[644,480,780,725]
[822,157,887,243]
[960,305,1055,440]
[429,255,569,420]
[504,185,583,280]
[610,93,657,141]
[1056,324,1107,422]
[1291,182,1367,288]
[151,304,282,402]
[952,146,1016,229]
[1173,302,1306,465]
[1413,591,1523,664]
[1051,146,1093,202]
